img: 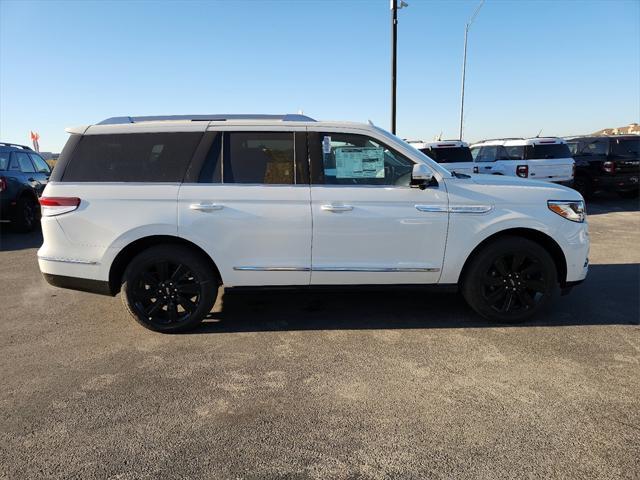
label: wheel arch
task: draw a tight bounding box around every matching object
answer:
[459,227,568,288]
[108,235,222,295]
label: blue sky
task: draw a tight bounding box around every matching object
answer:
[1,0,638,152]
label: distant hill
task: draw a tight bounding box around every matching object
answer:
[592,123,639,136]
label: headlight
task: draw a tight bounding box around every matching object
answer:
[548,200,586,223]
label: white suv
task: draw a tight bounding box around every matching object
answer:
[38,114,589,332]
[470,137,575,184]
[408,140,476,175]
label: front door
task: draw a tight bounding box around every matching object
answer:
[308,130,449,285]
[178,129,312,287]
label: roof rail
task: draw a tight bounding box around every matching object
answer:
[0,142,33,150]
[474,137,524,143]
[96,114,316,125]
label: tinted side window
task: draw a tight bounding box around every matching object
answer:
[223,132,295,184]
[476,146,498,162]
[15,152,36,173]
[61,133,202,182]
[525,144,572,159]
[30,154,51,173]
[310,133,414,186]
[497,146,524,160]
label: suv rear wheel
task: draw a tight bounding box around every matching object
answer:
[121,245,218,333]
[462,236,557,323]
[13,195,39,232]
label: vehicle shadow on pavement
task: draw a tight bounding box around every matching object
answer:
[0,228,43,252]
[194,263,639,333]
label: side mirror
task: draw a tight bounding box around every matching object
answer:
[411,163,435,189]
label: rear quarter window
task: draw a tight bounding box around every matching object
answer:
[422,147,473,163]
[61,132,202,182]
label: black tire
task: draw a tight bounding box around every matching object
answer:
[13,195,39,233]
[121,245,219,333]
[618,190,639,199]
[573,176,593,199]
[461,236,557,323]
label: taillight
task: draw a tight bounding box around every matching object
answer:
[0,177,6,192]
[39,197,81,216]
[516,165,529,178]
[603,161,616,174]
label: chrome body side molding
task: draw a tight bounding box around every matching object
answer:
[415,204,493,214]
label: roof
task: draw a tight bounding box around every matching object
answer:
[409,140,469,149]
[96,114,316,125]
[470,137,567,147]
[0,142,33,151]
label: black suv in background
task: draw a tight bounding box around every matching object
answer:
[566,135,639,199]
[0,143,51,232]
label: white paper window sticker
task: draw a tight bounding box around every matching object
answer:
[322,136,332,154]
[335,147,385,179]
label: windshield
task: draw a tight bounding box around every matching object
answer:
[525,144,571,160]
[610,138,640,158]
[421,147,473,163]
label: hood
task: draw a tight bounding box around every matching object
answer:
[446,173,583,205]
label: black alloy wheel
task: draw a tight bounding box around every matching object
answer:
[131,260,201,325]
[462,236,557,323]
[14,196,38,232]
[121,245,218,332]
[481,253,548,314]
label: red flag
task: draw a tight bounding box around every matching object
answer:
[30,131,40,152]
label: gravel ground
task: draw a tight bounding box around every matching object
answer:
[0,195,638,479]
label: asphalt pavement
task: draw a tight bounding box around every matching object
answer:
[0,195,638,479]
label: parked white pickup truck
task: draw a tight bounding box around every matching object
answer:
[470,137,574,185]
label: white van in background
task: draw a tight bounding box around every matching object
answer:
[409,140,475,175]
[470,137,574,185]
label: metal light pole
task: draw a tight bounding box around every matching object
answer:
[390,0,408,135]
[459,0,485,140]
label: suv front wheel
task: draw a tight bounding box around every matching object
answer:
[121,245,219,333]
[462,236,557,323]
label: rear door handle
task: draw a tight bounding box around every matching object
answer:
[189,203,224,212]
[321,204,353,212]
[483,166,492,170]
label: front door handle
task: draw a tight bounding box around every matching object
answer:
[321,204,353,212]
[189,203,224,212]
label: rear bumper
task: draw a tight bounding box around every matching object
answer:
[592,174,640,192]
[42,273,112,296]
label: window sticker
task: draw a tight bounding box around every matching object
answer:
[322,136,332,154]
[335,147,385,179]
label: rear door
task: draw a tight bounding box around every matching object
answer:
[525,141,574,182]
[308,129,448,285]
[177,127,312,287]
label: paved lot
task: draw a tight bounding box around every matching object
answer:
[1,195,638,479]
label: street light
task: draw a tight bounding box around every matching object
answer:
[459,0,485,140]
[390,0,408,135]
